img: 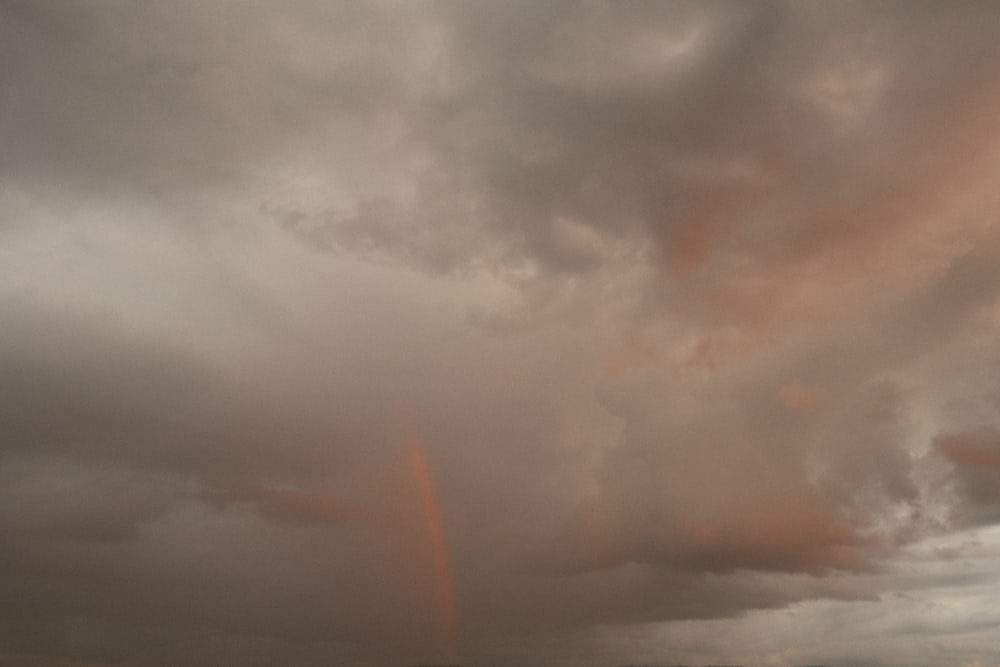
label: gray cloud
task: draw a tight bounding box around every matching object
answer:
[934,427,1000,527]
[3,2,1000,666]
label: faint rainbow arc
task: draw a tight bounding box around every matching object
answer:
[407,436,460,655]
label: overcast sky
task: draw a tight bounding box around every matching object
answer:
[3,2,1000,666]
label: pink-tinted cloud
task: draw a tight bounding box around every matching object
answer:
[3,2,1000,667]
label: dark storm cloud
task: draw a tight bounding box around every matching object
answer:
[0,294,342,478]
[281,2,1000,285]
[4,2,1000,667]
[0,460,172,544]
[0,0,420,200]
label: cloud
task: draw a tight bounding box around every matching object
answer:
[3,2,1000,666]
[934,427,1000,527]
[937,428,1000,475]
[193,481,361,526]
[0,0,427,203]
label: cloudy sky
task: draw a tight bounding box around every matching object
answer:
[3,2,1000,666]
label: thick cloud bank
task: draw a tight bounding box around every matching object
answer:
[3,2,1000,666]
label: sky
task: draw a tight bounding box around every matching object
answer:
[3,1,1000,666]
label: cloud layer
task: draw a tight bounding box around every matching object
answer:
[4,2,1000,666]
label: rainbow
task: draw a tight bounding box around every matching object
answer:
[408,436,460,656]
